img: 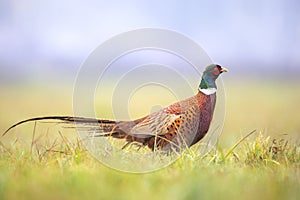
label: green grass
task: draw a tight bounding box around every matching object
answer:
[0,131,299,200]
[0,80,300,200]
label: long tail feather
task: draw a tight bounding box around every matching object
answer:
[2,116,116,136]
[2,116,168,151]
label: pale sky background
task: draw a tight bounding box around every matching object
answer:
[0,0,299,83]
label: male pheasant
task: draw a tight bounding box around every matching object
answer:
[3,64,228,152]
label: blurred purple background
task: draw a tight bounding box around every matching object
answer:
[0,0,299,84]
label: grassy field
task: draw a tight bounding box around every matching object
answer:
[0,80,299,200]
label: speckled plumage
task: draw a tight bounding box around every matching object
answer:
[100,91,216,151]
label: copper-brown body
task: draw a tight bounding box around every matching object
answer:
[101,91,216,151]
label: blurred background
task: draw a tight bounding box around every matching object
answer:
[0,0,299,146]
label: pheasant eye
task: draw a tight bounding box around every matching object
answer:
[213,67,219,75]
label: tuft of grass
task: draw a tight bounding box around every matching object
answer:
[243,132,300,166]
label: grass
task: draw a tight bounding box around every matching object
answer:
[0,131,299,200]
[0,80,299,200]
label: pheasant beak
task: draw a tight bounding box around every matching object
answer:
[220,67,229,73]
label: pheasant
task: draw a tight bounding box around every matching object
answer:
[3,64,228,152]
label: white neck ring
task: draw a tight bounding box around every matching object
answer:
[199,87,217,95]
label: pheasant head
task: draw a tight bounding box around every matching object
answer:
[199,64,228,95]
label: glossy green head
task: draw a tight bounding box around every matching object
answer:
[199,64,228,89]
